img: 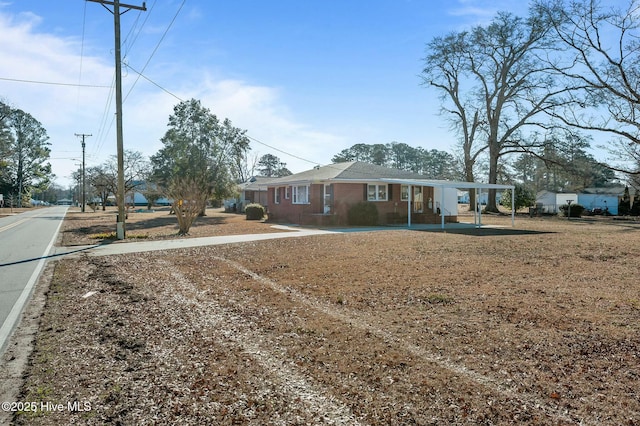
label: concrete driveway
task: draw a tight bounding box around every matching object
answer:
[56,225,339,258]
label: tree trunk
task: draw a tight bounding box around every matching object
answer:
[465,163,476,211]
[485,144,500,213]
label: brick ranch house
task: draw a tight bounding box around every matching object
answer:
[259,161,515,228]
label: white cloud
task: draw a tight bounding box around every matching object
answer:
[0,9,346,187]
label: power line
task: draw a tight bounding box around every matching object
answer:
[0,76,111,88]
[123,63,323,168]
[123,0,157,56]
[124,0,185,102]
[124,63,183,101]
[76,0,88,107]
[121,64,322,166]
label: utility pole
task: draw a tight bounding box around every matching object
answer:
[87,0,146,239]
[75,133,92,213]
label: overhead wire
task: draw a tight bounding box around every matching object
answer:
[75,0,331,173]
[124,0,183,102]
[76,0,88,105]
[123,65,323,168]
[0,77,111,88]
[91,1,151,160]
[123,0,157,57]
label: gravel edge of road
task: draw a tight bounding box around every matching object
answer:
[0,242,58,425]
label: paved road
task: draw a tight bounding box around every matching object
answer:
[0,206,68,353]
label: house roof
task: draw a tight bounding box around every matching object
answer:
[537,186,636,196]
[239,176,280,191]
[261,161,514,190]
[261,161,426,185]
[581,186,635,195]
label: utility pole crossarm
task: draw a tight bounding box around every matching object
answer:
[86,0,147,12]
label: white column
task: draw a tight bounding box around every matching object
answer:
[407,185,412,227]
[511,186,515,226]
[478,189,482,228]
[440,186,445,229]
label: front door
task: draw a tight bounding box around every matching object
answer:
[324,184,334,214]
[413,186,423,213]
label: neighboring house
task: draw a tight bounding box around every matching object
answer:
[579,186,638,215]
[126,191,172,207]
[240,176,279,210]
[535,190,556,213]
[262,161,514,228]
[225,177,281,212]
[457,191,503,205]
[125,181,171,207]
[537,187,634,215]
[535,191,579,214]
[578,187,621,215]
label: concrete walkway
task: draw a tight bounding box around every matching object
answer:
[55,226,339,258]
[52,222,509,258]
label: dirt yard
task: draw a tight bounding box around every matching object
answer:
[59,206,284,246]
[5,207,640,424]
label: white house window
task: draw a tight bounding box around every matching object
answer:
[401,185,409,201]
[367,184,388,201]
[292,185,309,204]
[274,187,281,204]
[284,186,290,199]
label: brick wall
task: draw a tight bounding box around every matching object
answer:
[267,183,456,225]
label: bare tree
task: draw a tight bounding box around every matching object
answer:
[104,150,149,208]
[422,31,486,207]
[422,11,571,211]
[87,165,114,211]
[535,0,640,175]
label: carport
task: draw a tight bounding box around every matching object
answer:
[382,179,515,229]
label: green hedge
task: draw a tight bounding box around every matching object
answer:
[347,202,379,226]
[245,203,265,220]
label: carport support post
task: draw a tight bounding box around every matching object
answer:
[440,186,445,230]
[407,185,412,227]
[478,189,483,228]
[473,188,477,226]
[511,186,515,226]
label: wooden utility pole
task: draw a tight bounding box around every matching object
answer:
[87,0,146,239]
[75,133,92,213]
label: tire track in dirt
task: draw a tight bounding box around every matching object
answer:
[159,261,366,426]
[212,255,585,425]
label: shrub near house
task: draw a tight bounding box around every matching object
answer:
[559,203,585,217]
[245,203,265,220]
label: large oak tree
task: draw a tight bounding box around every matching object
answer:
[535,0,640,177]
[422,11,571,211]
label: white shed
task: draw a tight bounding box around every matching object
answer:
[556,193,578,209]
[536,190,557,213]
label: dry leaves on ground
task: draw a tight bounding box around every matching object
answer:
[11,210,640,425]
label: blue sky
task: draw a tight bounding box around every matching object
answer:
[0,0,531,187]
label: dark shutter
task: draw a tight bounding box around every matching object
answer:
[388,184,393,200]
[363,183,368,201]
